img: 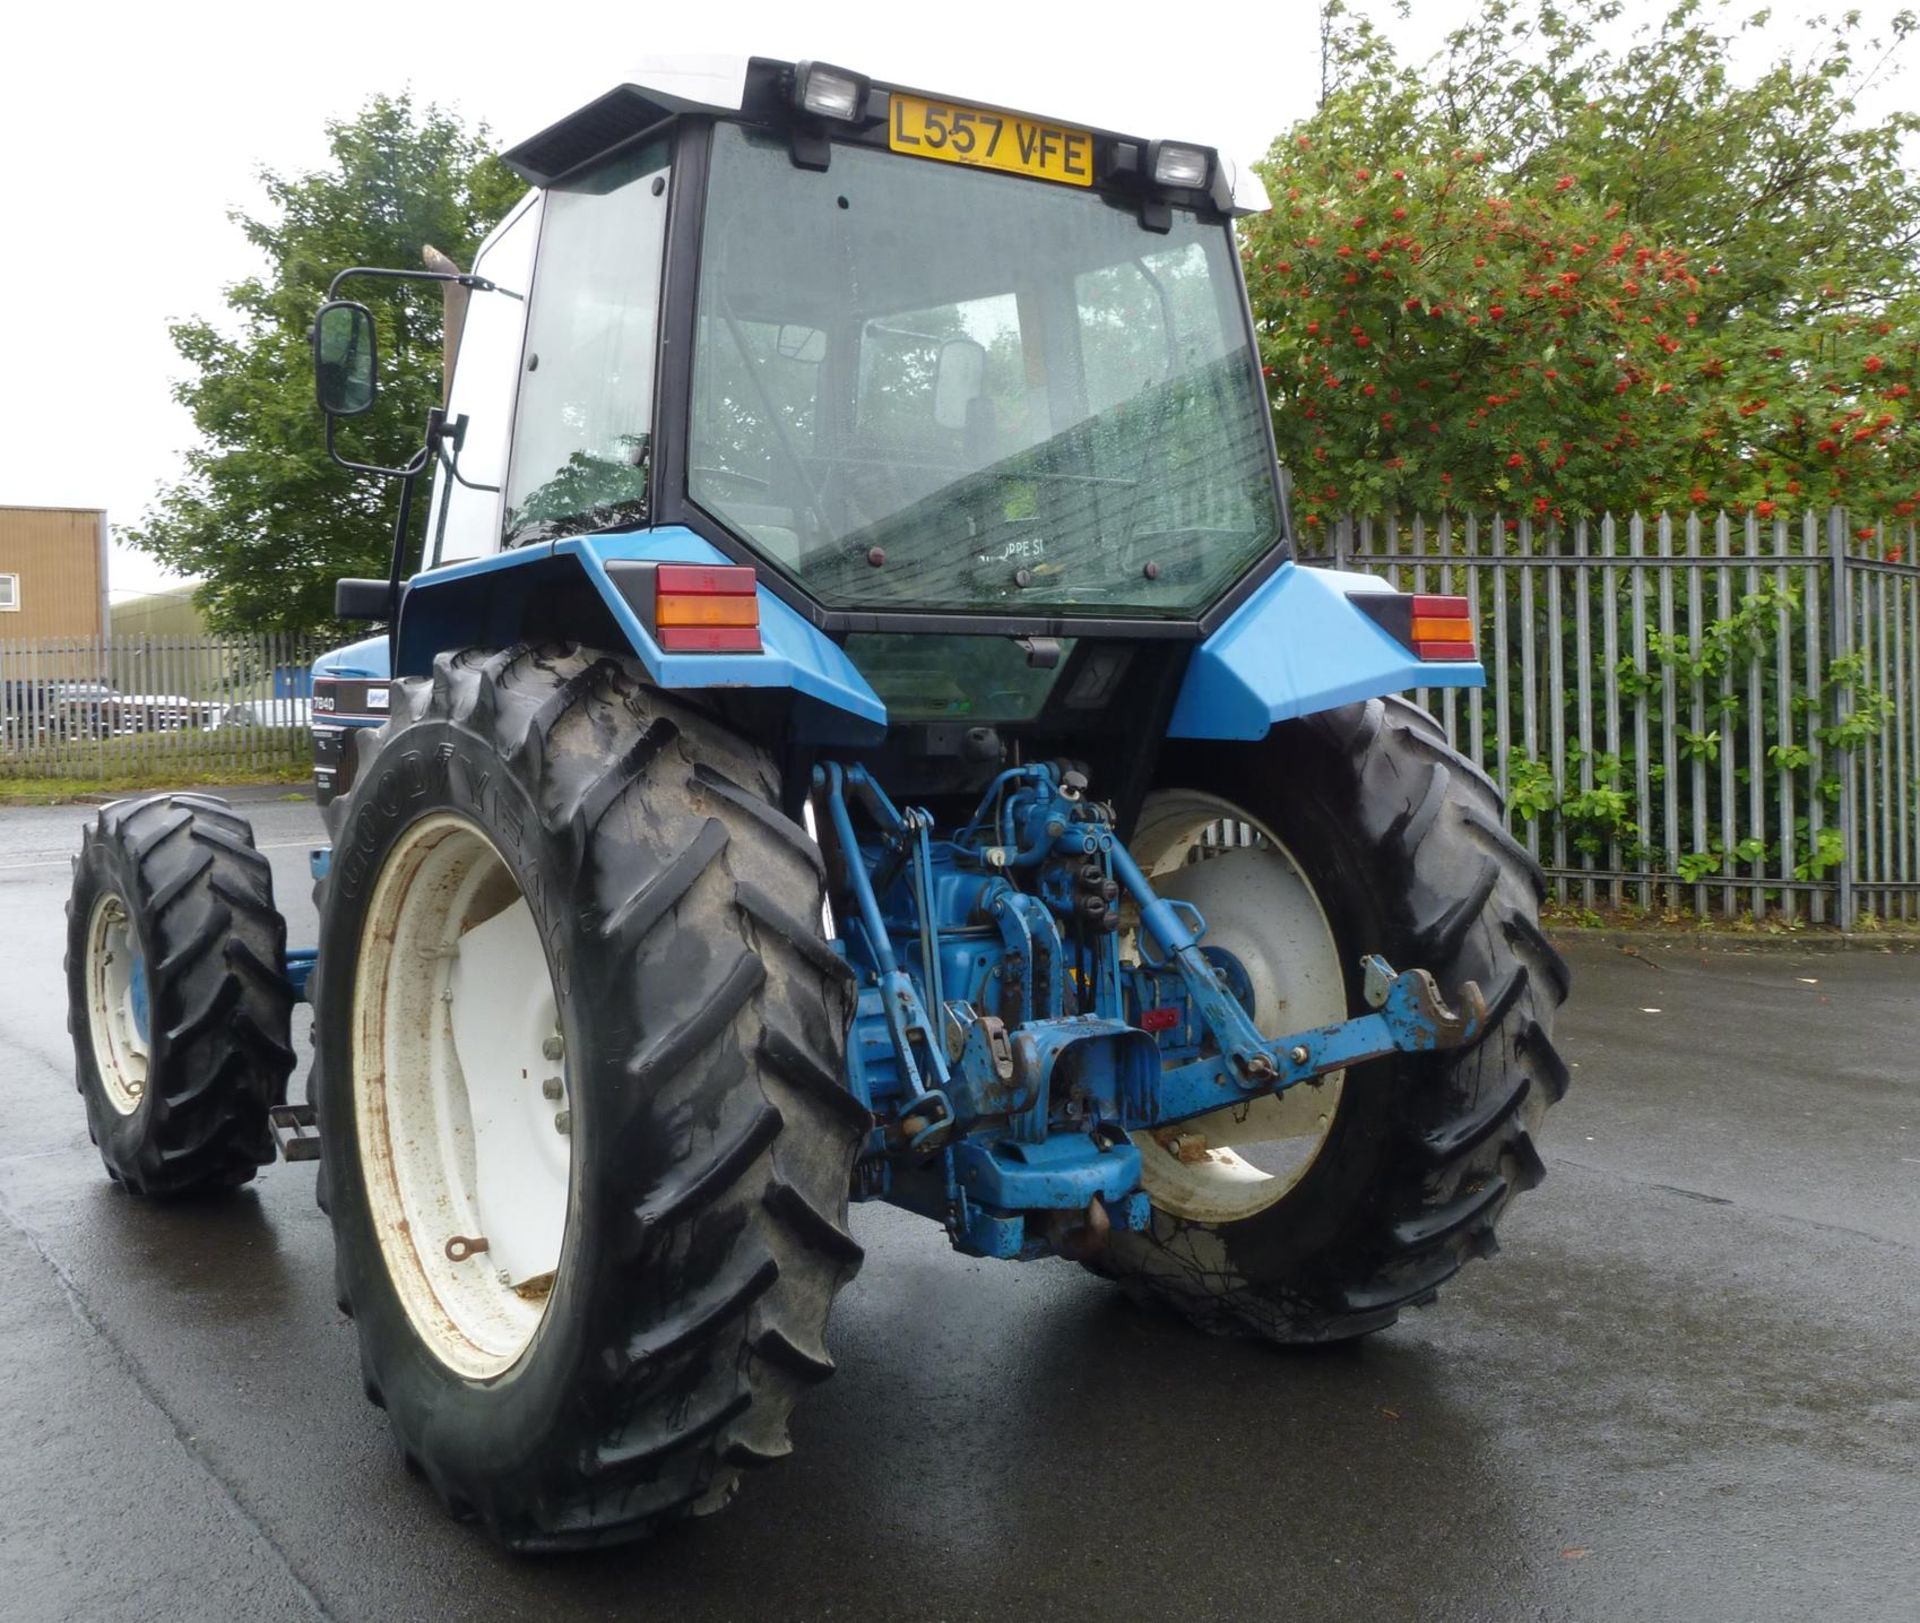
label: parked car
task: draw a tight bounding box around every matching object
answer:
[99,694,214,734]
[211,697,313,729]
[3,681,116,744]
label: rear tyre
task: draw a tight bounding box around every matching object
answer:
[1099,696,1569,1342]
[310,645,864,1549]
[65,793,295,1195]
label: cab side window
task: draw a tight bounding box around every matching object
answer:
[503,140,670,546]
[430,193,540,563]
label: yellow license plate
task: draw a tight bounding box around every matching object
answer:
[887,93,1094,187]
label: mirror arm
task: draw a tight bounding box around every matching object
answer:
[326,265,523,302]
[431,414,501,494]
[379,406,447,669]
[324,412,431,481]
[383,459,421,672]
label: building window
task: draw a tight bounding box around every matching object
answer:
[0,574,18,611]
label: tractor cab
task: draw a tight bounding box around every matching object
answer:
[312,56,1477,809]
[493,61,1282,627]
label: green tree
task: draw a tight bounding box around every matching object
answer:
[1249,1,1920,534]
[125,95,523,634]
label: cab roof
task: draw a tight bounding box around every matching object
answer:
[502,53,1270,216]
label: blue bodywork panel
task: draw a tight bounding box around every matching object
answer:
[1168,560,1486,741]
[391,527,885,743]
[313,635,390,680]
[284,948,317,1002]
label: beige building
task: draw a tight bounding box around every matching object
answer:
[0,505,109,641]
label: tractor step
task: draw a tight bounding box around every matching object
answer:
[269,1103,322,1163]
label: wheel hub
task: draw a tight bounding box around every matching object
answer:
[1126,792,1350,1224]
[84,893,150,1114]
[351,814,572,1377]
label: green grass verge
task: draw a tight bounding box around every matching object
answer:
[0,761,311,805]
[2,729,312,805]
[1538,894,1918,937]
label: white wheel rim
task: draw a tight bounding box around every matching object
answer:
[352,813,572,1378]
[1128,790,1349,1224]
[84,892,151,1114]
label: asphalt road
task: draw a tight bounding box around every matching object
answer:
[2,791,1916,1622]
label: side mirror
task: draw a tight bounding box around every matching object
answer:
[313,300,378,417]
[933,337,987,431]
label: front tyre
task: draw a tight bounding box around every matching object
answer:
[1101,696,1570,1342]
[311,646,864,1550]
[65,793,294,1194]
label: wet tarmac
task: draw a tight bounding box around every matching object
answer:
[2,792,1916,1621]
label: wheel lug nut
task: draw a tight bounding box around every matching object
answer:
[541,1076,564,1100]
[542,1034,564,1062]
[553,1110,572,1135]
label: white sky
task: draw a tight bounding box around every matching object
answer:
[0,0,1908,600]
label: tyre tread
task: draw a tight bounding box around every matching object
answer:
[67,794,294,1196]
[1105,695,1568,1342]
[309,643,862,1550]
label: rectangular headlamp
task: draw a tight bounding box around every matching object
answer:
[794,61,870,122]
[1149,139,1214,190]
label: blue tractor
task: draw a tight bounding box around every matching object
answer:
[65,57,1566,1549]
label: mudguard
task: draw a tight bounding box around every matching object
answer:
[1166,560,1485,741]
[384,527,886,743]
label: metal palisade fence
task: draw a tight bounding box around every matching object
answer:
[1,634,317,781]
[5,536,1918,930]
[1319,508,1920,928]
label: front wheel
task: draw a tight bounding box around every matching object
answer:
[311,645,865,1549]
[65,793,294,1194]
[1099,696,1570,1342]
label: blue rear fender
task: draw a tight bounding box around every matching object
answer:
[326,540,1473,751]
[387,527,886,744]
[1167,560,1485,741]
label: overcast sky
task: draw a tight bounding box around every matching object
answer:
[0,0,1908,600]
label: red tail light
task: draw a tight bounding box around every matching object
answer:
[1409,594,1475,662]
[654,564,761,654]
[1348,589,1479,662]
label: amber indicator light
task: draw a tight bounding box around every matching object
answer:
[655,564,762,654]
[1409,594,1475,661]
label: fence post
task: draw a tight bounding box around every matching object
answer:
[1828,508,1856,931]
[1331,514,1352,570]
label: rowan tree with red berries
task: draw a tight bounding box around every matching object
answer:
[1248,1,1920,533]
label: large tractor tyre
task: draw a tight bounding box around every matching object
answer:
[65,793,296,1195]
[1099,695,1569,1342]
[309,645,864,1551]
